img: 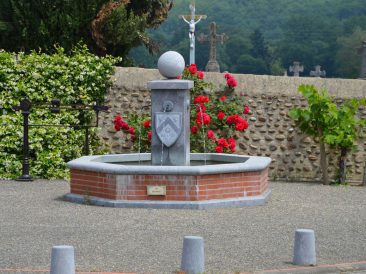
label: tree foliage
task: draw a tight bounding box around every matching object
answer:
[289,85,365,184]
[131,0,366,78]
[335,27,366,78]
[0,46,119,179]
[0,0,172,63]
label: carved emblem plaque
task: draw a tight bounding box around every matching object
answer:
[155,112,182,147]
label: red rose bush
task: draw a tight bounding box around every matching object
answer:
[113,64,250,154]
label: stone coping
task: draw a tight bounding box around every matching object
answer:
[147,79,194,90]
[64,190,271,209]
[67,153,272,176]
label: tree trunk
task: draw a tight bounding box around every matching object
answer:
[338,147,348,184]
[319,130,330,185]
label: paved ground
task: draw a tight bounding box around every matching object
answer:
[0,180,365,274]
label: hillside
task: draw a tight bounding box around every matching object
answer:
[130,0,366,78]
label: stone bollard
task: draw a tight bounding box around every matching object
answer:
[293,229,316,266]
[50,245,75,274]
[181,236,204,274]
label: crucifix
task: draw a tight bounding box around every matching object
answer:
[179,3,206,65]
[310,65,326,77]
[358,41,366,79]
[289,61,304,77]
[198,22,228,72]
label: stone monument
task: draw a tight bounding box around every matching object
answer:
[148,51,193,166]
[358,41,366,79]
[310,65,326,77]
[180,3,206,65]
[289,61,304,77]
[198,22,228,72]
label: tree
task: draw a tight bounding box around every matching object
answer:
[324,99,366,183]
[335,27,366,78]
[289,85,365,184]
[249,29,270,74]
[0,0,106,52]
[289,85,336,185]
[0,0,172,64]
[91,0,172,64]
[275,14,341,76]
[236,54,268,75]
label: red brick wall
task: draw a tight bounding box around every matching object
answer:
[70,168,269,201]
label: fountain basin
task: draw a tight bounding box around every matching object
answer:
[65,153,271,209]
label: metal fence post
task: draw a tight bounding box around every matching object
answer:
[16,99,33,181]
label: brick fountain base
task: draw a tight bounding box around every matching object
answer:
[65,153,271,209]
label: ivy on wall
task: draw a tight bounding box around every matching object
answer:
[0,45,120,179]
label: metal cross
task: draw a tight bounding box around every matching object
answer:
[310,65,326,77]
[289,61,304,77]
[198,22,228,72]
[179,3,206,64]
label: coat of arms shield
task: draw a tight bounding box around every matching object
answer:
[155,112,182,147]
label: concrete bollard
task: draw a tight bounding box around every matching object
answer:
[293,229,316,266]
[181,236,204,274]
[50,245,75,274]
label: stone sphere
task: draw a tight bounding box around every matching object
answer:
[157,51,185,79]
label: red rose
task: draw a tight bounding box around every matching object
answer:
[202,113,211,124]
[191,126,198,134]
[128,127,135,135]
[196,112,211,126]
[235,119,249,131]
[224,73,233,80]
[189,64,197,74]
[228,138,236,150]
[196,114,210,126]
[114,124,121,131]
[131,135,136,141]
[219,96,226,101]
[121,121,129,130]
[227,77,237,88]
[217,137,229,148]
[215,145,224,153]
[196,104,206,112]
[228,137,235,144]
[243,106,250,115]
[113,116,126,131]
[226,114,239,124]
[194,95,210,104]
[217,111,225,120]
[148,131,152,139]
[207,130,215,139]
[143,120,151,128]
[176,75,181,79]
[197,71,204,79]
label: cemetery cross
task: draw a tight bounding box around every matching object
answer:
[289,61,304,77]
[310,65,326,77]
[180,3,206,65]
[198,22,228,72]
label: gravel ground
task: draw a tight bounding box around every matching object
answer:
[0,180,365,274]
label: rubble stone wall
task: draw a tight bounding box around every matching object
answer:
[98,67,366,183]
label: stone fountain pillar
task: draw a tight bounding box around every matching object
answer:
[147,51,194,166]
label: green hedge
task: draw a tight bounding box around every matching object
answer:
[0,46,119,179]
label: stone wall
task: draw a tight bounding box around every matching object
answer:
[98,67,366,183]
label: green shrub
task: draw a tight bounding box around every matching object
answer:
[0,45,119,179]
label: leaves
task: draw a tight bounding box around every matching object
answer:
[290,84,366,183]
[0,46,119,179]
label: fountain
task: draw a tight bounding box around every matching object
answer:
[65,51,271,209]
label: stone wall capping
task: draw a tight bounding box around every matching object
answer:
[99,67,366,183]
